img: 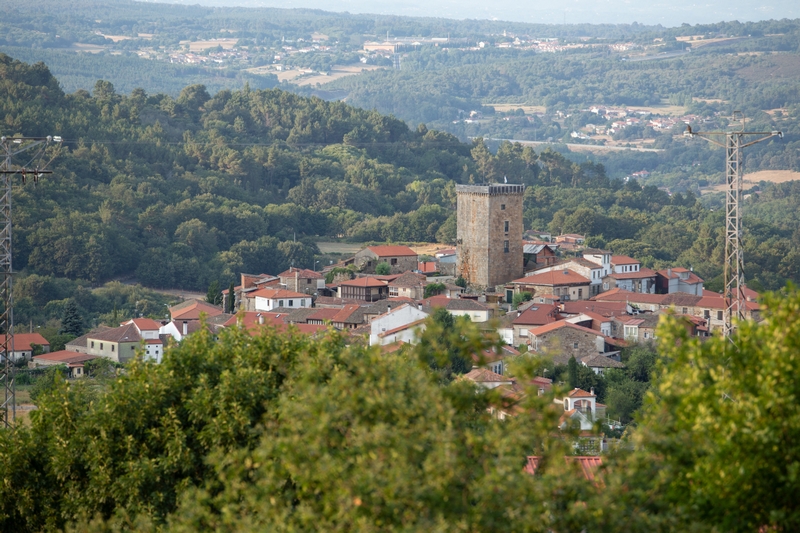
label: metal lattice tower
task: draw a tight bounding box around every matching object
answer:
[684,115,781,340]
[0,135,60,428]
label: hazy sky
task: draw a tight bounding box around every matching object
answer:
[164,0,799,27]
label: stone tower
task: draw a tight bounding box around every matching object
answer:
[456,183,524,288]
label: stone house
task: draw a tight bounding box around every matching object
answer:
[510,303,561,346]
[278,267,325,294]
[602,268,657,294]
[528,320,620,356]
[388,271,427,299]
[339,277,389,302]
[512,269,591,301]
[354,245,418,274]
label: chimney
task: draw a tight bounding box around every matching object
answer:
[387,304,391,312]
[517,309,521,317]
[418,303,423,311]
[257,313,264,325]
[667,268,672,277]
[590,387,595,396]
[182,321,188,336]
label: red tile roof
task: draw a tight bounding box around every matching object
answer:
[332,304,363,323]
[378,318,426,337]
[568,388,596,398]
[250,288,309,299]
[33,350,98,365]
[418,261,438,273]
[463,368,511,383]
[607,267,657,280]
[592,288,666,305]
[512,304,560,326]
[340,277,388,288]
[3,333,50,352]
[561,300,628,317]
[278,267,324,279]
[611,255,640,265]
[170,299,224,320]
[657,268,704,284]
[127,318,162,331]
[524,456,603,482]
[365,245,418,257]
[513,269,590,286]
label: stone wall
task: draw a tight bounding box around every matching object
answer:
[533,327,599,357]
[456,184,524,288]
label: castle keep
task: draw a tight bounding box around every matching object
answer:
[456,183,524,288]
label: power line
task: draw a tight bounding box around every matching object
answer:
[684,114,782,341]
[0,135,61,429]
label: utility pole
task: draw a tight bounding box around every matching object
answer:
[684,114,781,340]
[0,135,61,428]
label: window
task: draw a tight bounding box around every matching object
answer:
[603,282,609,290]
[717,311,723,320]
[100,343,104,350]
[704,310,710,319]
[279,300,284,307]
[91,341,95,348]
[644,332,649,339]
[503,240,509,253]
[306,278,311,284]
[578,288,583,299]
[501,204,506,210]
[573,342,579,349]
[111,345,115,352]
[391,258,398,265]
[131,346,135,350]
[504,221,509,233]
[682,307,688,314]
[288,299,294,307]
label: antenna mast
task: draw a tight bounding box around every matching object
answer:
[0,135,61,428]
[684,114,781,340]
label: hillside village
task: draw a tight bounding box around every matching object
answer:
[16,180,760,452]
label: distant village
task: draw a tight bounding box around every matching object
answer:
[13,180,760,452]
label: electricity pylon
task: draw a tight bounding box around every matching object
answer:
[0,135,61,428]
[684,114,781,340]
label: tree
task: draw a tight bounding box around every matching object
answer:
[375,261,391,275]
[206,280,222,306]
[454,275,467,288]
[604,289,800,532]
[512,291,532,308]
[227,282,236,313]
[59,299,83,337]
[423,282,446,298]
[567,355,579,389]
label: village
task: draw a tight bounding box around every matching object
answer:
[11,181,760,457]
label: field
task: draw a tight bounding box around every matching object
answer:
[627,100,687,116]
[487,104,547,114]
[316,242,365,255]
[700,170,800,194]
[246,65,382,86]
[181,39,239,52]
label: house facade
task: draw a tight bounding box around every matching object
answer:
[354,245,418,274]
[512,270,591,301]
[251,288,312,312]
[369,304,429,346]
[339,277,389,302]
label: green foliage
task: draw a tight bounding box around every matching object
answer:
[598,288,800,531]
[59,299,83,337]
[227,282,235,313]
[205,280,222,306]
[423,282,445,298]
[567,355,579,389]
[28,365,67,404]
[414,307,476,382]
[374,261,391,275]
[512,291,532,308]
[454,275,467,288]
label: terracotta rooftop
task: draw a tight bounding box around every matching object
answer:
[463,367,512,383]
[170,299,224,320]
[33,350,99,365]
[611,255,640,265]
[568,388,596,398]
[512,304,560,326]
[88,323,142,343]
[582,354,625,369]
[388,271,427,288]
[657,268,704,284]
[607,267,657,280]
[513,269,590,286]
[365,245,418,257]
[524,456,604,482]
[340,277,388,288]
[126,318,162,331]
[561,300,628,317]
[2,333,50,352]
[278,267,324,279]
[250,288,309,299]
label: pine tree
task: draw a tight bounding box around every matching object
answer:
[227,282,236,313]
[60,299,83,337]
[206,280,222,306]
[568,355,578,389]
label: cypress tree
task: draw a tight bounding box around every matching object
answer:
[227,282,236,313]
[568,355,578,389]
[60,299,83,337]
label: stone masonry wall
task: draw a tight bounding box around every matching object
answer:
[456,184,524,288]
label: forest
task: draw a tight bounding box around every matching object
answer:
[1,288,799,532]
[2,53,800,324]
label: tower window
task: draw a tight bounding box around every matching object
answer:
[504,221,509,233]
[503,240,509,253]
[501,204,506,210]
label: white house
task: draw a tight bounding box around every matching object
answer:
[369,303,429,346]
[251,288,312,312]
[557,388,606,431]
